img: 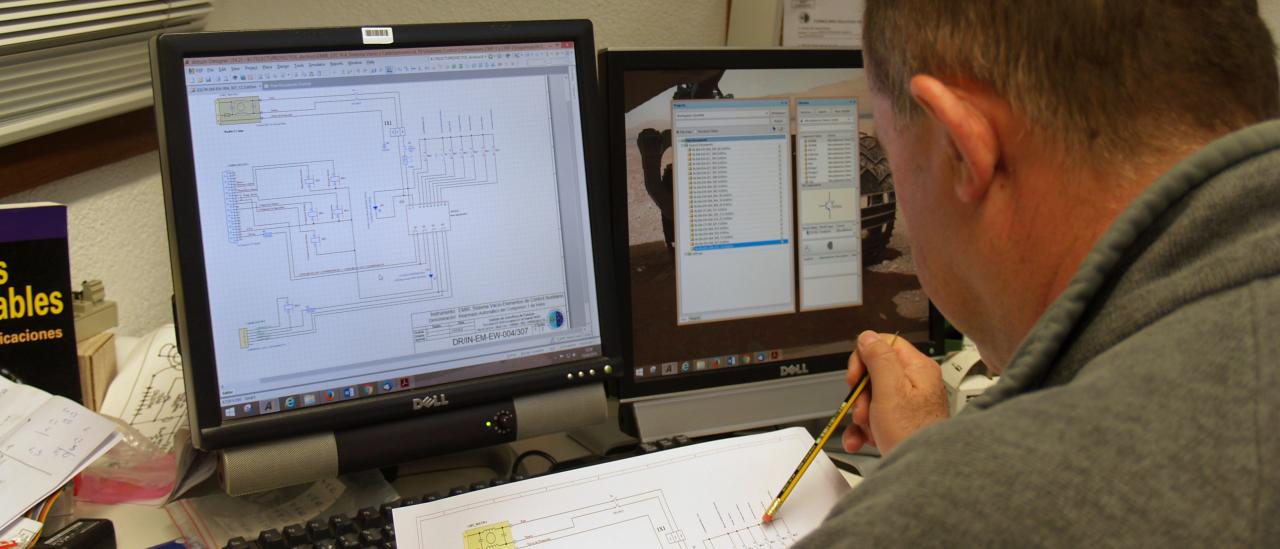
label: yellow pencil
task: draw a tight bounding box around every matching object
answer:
[761,332,898,523]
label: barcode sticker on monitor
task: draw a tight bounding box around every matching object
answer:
[362,27,393,44]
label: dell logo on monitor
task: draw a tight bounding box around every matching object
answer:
[779,363,809,377]
[412,394,450,410]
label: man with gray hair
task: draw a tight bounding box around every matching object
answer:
[797,1,1279,545]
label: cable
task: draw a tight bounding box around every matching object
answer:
[36,490,60,522]
[510,449,557,479]
[20,489,62,549]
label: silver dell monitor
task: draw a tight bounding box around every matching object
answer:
[152,20,620,490]
[599,48,945,441]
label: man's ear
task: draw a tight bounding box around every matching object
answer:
[909,75,998,203]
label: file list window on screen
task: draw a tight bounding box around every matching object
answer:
[672,97,863,326]
[672,99,795,325]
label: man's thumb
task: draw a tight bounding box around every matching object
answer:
[856,330,900,385]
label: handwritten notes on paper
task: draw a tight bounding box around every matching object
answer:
[0,376,120,531]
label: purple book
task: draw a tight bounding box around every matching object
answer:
[0,202,80,401]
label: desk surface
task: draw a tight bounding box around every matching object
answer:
[75,466,864,547]
[84,337,867,546]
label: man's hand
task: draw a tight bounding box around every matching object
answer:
[842,330,950,455]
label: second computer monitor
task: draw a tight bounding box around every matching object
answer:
[602,49,942,438]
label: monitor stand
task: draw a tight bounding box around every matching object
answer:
[621,370,849,442]
[219,383,608,495]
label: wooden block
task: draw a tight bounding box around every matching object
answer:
[76,331,116,411]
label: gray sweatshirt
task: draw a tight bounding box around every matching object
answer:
[796,121,1280,547]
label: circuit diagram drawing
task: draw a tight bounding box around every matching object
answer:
[195,68,582,367]
[696,499,800,548]
[397,429,847,549]
[463,522,515,549]
[438,489,687,549]
[219,91,498,347]
[99,327,188,453]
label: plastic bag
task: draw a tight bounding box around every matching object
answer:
[76,417,177,505]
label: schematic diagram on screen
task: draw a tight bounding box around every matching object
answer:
[205,77,572,357]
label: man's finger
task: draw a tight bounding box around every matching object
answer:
[851,388,872,428]
[841,424,865,452]
[842,422,876,452]
[845,348,865,387]
[856,330,902,385]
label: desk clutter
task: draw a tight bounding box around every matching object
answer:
[1,321,204,549]
[169,437,696,549]
[0,377,121,545]
[203,429,839,547]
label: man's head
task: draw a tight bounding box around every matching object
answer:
[865,0,1279,164]
[862,1,1279,368]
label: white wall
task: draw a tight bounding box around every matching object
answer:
[5,152,174,336]
[2,0,728,336]
[203,0,728,49]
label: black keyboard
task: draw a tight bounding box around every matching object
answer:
[221,435,693,549]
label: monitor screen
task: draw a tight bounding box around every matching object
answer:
[154,21,617,450]
[603,49,940,405]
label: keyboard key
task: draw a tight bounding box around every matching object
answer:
[223,537,250,549]
[330,513,357,536]
[380,502,399,525]
[257,527,287,549]
[399,496,421,507]
[489,478,507,487]
[382,524,395,540]
[360,528,384,545]
[283,523,309,545]
[470,481,488,492]
[313,541,337,549]
[673,434,692,446]
[656,438,676,451]
[356,506,384,529]
[307,518,334,540]
[382,540,397,549]
[337,532,361,549]
[448,486,467,497]
[637,442,660,454]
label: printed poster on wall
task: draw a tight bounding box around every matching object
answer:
[783,0,864,48]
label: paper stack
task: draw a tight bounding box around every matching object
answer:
[0,376,121,531]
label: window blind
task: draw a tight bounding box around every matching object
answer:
[0,0,212,147]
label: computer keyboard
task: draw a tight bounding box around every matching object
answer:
[221,435,693,549]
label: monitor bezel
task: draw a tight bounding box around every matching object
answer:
[152,20,621,450]
[599,48,944,400]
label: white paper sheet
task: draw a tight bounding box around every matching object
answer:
[0,376,121,531]
[0,517,42,547]
[100,324,187,452]
[393,427,850,549]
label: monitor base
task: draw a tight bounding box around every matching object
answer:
[621,370,848,442]
[219,383,606,495]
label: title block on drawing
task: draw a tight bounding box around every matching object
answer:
[407,203,451,234]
